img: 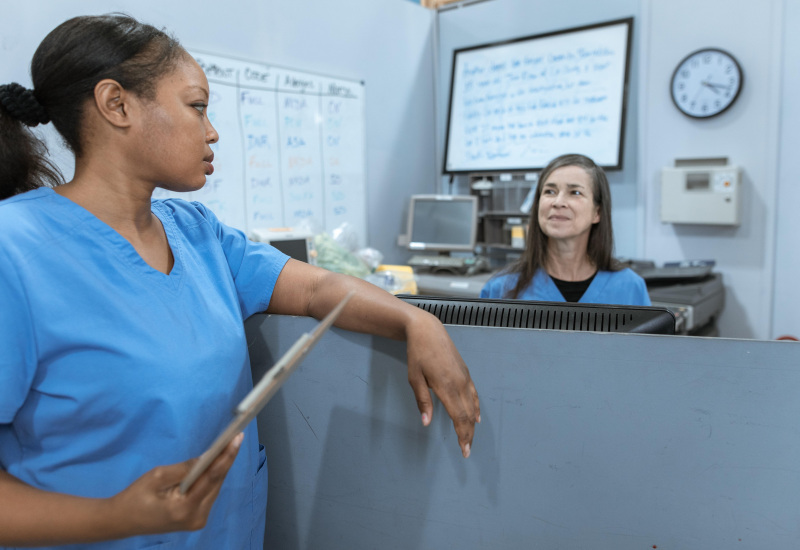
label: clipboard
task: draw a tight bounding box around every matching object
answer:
[179,291,354,494]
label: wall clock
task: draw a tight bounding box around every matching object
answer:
[670,48,743,118]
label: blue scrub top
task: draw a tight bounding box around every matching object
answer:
[480,268,651,306]
[0,188,289,549]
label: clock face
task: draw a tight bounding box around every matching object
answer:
[670,48,743,118]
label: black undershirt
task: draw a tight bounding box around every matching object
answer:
[550,272,597,303]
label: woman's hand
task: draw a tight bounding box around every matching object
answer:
[0,433,243,546]
[269,260,481,457]
[108,433,244,536]
[406,313,480,458]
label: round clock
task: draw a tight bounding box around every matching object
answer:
[670,48,743,118]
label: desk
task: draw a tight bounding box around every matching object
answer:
[414,269,494,297]
[648,273,724,335]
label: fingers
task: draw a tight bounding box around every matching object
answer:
[148,461,195,493]
[409,354,479,459]
[448,386,476,459]
[184,433,243,501]
[108,433,245,538]
[408,370,434,427]
[172,433,244,531]
[437,349,479,458]
[472,380,481,425]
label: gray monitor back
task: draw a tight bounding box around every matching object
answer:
[247,315,800,549]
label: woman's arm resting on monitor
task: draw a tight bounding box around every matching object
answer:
[268,259,480,457]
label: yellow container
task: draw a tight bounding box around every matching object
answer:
[374,265,418,295]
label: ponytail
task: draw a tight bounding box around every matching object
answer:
[0,83,62,200]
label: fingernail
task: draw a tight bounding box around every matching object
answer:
[233,433,244,449]
[477,414,482,424]
[463,443,470,458]
[421,413,429,426]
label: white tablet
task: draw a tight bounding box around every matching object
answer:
[179,291,354,494]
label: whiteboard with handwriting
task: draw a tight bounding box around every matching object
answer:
[443,18,632,172]
[154,51,366,242]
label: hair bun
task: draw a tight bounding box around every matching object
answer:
[0,82,50,127]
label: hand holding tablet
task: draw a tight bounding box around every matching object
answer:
[179,291,354,494]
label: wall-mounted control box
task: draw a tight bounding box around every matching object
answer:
[660,158,741,226]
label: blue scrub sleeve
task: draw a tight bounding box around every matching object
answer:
[0,247,37,423]
[635,274,652,306]
[481,273,515,299]
[190,202,289,319]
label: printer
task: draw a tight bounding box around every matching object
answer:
[629,262,725,336]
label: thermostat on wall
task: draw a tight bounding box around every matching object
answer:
[660,157,741,225]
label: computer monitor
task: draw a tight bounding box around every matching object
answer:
[406,195,478,253]
[249,228,317,265]
[397,295,676,335]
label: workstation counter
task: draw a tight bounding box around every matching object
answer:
[413,269,494,298]
[248,314,800,549]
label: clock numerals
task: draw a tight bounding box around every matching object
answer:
[670,48,743,118]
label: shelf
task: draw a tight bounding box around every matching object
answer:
[479,212,530,218]
[477,242,526,251]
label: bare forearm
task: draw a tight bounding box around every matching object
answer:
[0,470,126,547]
[269,260,432,341]
[310,270,433,340]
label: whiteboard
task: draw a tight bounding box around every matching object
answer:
[443,18,632,173]
[154,51,367,243]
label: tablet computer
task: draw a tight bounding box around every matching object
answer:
[179,291,354,494]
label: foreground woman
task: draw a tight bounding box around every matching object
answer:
[0,14,479,548]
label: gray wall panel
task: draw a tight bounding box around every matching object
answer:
[248,314,800,549]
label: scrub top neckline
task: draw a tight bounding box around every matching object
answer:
[539,269,609,303]
[43,187,185,291]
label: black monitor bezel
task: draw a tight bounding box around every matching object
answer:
[406,194,479,253]
[441,17,634,175]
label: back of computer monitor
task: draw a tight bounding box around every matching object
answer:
[397,295,676,335]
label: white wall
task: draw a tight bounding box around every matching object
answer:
[639,0,783,339]
[2,0,437,264]
[772,0,800,339]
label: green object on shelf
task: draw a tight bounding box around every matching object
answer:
[313,233,371,278]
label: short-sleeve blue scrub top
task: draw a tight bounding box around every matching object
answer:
[0,188,290,550]
[480,268,651,306]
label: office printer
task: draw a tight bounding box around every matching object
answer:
[627,262,725,336]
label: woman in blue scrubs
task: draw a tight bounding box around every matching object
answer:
[0,15,479,549]
[481,154,649,305]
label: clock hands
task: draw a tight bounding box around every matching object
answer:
[702,82,720,95]
[701,81,731,94]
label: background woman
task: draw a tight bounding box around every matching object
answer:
[0,14,478,548]
[481,153,649,305]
